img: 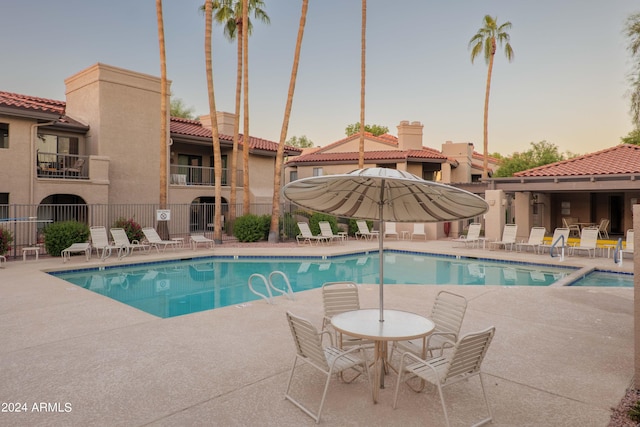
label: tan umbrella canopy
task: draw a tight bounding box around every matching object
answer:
[282,167,489,321]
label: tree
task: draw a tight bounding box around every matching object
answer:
[493,140,565,177]
[207,0,269,224]
[286,135,314,148]
[469,15,514,179]
[359,0,366,169]
[170,97,195,119]
[268,0,309,243]
[204,0,223,243]
[625,12,640,128]
[621,128,640,145]
[345,122,389,137]
[155,0,170,239]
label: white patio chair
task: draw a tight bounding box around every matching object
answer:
[318,221,340,244]
[538,227,570,254]
[621,229,635,258]
[411,223,427,240]
[562,217,581,238]
[596,218,609,240]
[61,242,91,263]
[321,282,373,350]
[393,326,496,427]
[284,311,370,424]
[384,222,399,239]
[190,234,215,250]
[0,255,6,267]
[569,227,598,257]
[355,220,378,240]
[516,227,546,253]
[451,223,482,248]
[488,224,518,251]
[110,227,149,257]
[141,227,180,253]
[89,226,119,260]
[296,222,329,245]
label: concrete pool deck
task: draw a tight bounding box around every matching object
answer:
[0,238,634,426]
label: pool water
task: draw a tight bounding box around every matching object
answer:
[569,271,634,287]
[52,251,575,318]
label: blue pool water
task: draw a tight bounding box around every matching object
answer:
[568,271,634,287]
[52,251,577,318]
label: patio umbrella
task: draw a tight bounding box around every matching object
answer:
[282,167,489,322]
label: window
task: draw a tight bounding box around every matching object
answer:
[289,171,298,182]
[0,193,7,219]
[0,123,8,148]
[313,167,323,177]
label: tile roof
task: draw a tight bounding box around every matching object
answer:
[514,144,640,177]
[0,91,65,115]
[287,148,449,164]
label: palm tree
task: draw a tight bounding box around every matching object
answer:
[207,0,269,226]
[625,12,640,128]
[241,0,250,214]
[204,0,223,243]
[268,0,309,243]
[358,0,366,169]
[469,15,514,179]
[155,0,170,239]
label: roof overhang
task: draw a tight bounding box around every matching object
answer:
[0,106,62,121]
[487,174,640,192]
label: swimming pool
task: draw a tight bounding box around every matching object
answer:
[568,270,634,287]
[51,251,576,318]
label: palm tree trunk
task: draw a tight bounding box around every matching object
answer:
[229,22,243,230]
[242,0,250,214]
[269,0,309,243]
[204,0,223,243]
[358,0,366,169]
[156,0,169,239]
[482,40,496,180]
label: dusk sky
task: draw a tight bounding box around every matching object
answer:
[2,0,638,156]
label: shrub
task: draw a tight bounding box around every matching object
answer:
[280,213,297,239]
[233,214,270,242]
[0,228,13,255]
[112,217,143,242]
[43,221,90,257]
[308,213,338,235]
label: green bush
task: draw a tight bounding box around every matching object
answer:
[43,221,90,257]
[0,228,13,255]
[308,213,338,235]
[112,217,143,243]
[280,213,297,239]
[233,214,271,242]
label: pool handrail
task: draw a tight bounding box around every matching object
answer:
[248,273,274,304]
[268,271,295,300]
[550,234,565,261]
[613,237,623,266]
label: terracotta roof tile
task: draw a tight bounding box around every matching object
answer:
[0,91,65,115]
[514,144,640,177]
[288,148,449,164]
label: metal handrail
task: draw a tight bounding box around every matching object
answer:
[613,237,623,266]
[550,234,565,261]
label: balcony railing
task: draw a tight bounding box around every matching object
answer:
[37,152,89,180]
[169,165,243,187]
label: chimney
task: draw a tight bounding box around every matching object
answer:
[397,120,423,150]
[198,111,236,136]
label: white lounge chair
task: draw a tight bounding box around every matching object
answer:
[318,221,340,244]
[452,223,482,248]
[538,227,570,255]
[621,229,634,258]
[296,222,329,245]
[516,227,546,253]
[570,227,598,258]
[488,224,518,251]
[411,223,426,240]
[284,311,370,424]
[110,227,149,257]
[61,242,91,263]
[190,234,215,250]
[355,220,378,240]
[393,327,495,427]
[0,255,6,267]
[141,227,180,252]
[90,226,118,260]
[384,222,398,239]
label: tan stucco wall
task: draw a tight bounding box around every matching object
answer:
[0,117,35,204]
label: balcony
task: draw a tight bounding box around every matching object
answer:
[37,152,89,180]
[170,165,243,187]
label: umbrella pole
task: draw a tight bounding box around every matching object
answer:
[379,181,385,323]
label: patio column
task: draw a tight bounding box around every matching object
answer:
[634,205,640,387]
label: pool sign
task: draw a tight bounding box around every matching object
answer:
[156,209,171,221]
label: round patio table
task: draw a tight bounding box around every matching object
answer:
[331,309,434,403]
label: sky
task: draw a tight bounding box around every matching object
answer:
[1,0,639,156]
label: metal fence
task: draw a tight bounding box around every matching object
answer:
[0,202,303,259]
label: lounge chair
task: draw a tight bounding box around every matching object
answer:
[391,290,467,365]
[0,255,6,267]
[355,220,378,240]
[190,234,215,250]
[384,222,398,239]
[538,227,570,255]
[89,226,118,260]
[284,311,370,424]
[411,223,427,240]
[393,327,496,427]
[318,221,341,244]
[110,227,149,257]
[451,223,482,248]
[296,222,329,246]
[62,242,91,263]
[569,227,598,257]
[516,227,546,253]
[488,224,518,251]
[621,229,634,258]
[141,227,180,252]
[596,218,609,239]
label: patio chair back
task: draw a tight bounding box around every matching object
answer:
[318,221,337,240]
[466,223,482,240]
[110,228,133,246]
[500,224,518,243]
[90,226,114,260]
[297,222,315,238]
[597,218,609,239]
[626,229,635,252]
[412,223,426,240]
[526,227,546,244]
